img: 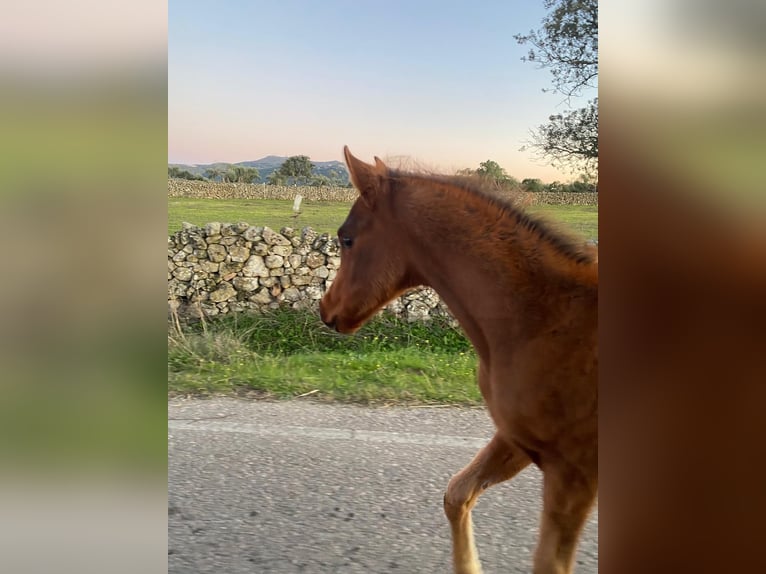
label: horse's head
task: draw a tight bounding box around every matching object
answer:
[320,147,418,333]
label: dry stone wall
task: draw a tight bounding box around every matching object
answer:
[168,179,598,206]
[168,222,454,324]
[168,180,359,202]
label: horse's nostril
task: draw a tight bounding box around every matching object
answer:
[321,313,337,330]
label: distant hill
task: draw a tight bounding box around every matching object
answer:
[169,156,349,185]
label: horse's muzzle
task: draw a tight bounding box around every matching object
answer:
[318,298,338,331]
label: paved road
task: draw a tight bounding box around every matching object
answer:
[169,398,598,573]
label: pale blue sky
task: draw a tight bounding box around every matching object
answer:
[169,1,595,182]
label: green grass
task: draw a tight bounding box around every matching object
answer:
[168,198,352,236]
[169,309,481,404]
[528,204,598,242]
[168,197,598,240]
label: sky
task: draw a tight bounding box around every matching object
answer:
[169,1,596,183]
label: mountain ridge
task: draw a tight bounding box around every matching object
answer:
[169,156,349,184]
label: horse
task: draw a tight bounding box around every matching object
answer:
[320,147,598,574]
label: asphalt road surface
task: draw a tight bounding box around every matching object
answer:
[169,398,598,573]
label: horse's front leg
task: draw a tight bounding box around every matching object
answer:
[443,433,531,574]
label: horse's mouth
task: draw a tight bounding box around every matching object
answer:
[319,299,364,334]
[321,313,361,335]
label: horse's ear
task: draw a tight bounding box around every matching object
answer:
[344,146,386,203]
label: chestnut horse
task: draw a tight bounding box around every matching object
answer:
[320,147,597,574]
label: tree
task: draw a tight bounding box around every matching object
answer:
[225,166,260,184]
[515,0,598,174]
[476,160,518,188]
[204,167,226,182]
[326,169,348,187]
[276,155,315,186]
[524,98,598,176]
[168,166,204,181]
[521,178,545,193]
[267,171,286,185]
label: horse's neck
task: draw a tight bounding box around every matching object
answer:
[405,204,581,363]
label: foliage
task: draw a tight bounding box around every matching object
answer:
[525,98,598,176]
[515,0,597,98]
[169,166,204,181]
[203,167,226,182]
[475,160,519,189]
[521,178,545,193]
[225,165,260,183]
[276,155,315,185]
[168,308,480,404]
[266,171,286,185]
[515,0,598,175]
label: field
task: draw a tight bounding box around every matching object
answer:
[168,195,598,402]
[168,197,599,240]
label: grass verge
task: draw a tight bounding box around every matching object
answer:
[168,308,481,405]
[168,197,598,240]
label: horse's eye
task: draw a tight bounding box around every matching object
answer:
[341,236,354,249]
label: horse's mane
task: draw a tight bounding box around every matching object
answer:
[388,169,596,266]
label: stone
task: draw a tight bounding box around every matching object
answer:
[221,223,235,236]
[291,275,312,286]
[283,287,301,302]
[280,275,292,288]
[228,246,250,262]
[313,265,329,278]
[209,283,236,303]
[301,227,318,244]
[320,240,339,256]
[327,256,341,268]
[287,254,302,269]
[252,243,269,256]
[305,286,323,300]
[280,227,296,238]
[233,277,259,292]
[406,300,431,322]
[243,226,263,242]
[206,234,222,244]
[269,245,292,257]
[306,252,325,269]
[200,260,219,273]
[386,298,404,314]
[207,244,227,263]
[259,277,277,288]
[264,254,284,268]
[204,222,221,236]
[262,227,291,246]
[172,250,187,262]
[219,261,243,276]
[242,255,269,278]
[234,221,250,233]
[173,268,193,282]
